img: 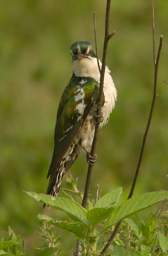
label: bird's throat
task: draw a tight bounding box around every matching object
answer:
[72,57,100,81]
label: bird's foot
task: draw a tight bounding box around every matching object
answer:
[95,112,103,125]
[87,153,97,165]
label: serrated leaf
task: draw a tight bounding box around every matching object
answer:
[87,207,113,225]
[107,191,168,227]
[95,187,123,208]
[56,221,88,239]
[87,188,123,226]
[38,214,88,239]
[26,191,88,225]
[158,232,168,253]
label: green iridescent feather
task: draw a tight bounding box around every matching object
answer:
[47,75,98,177]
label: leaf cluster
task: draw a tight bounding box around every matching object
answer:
[0,227,25,256]
[26,188,168,255]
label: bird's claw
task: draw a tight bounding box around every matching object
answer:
[95,112,103,125]
[87,153,97,165]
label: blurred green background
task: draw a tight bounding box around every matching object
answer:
[0,0,167,253]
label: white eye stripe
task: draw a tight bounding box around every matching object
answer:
[77,44,81,54]
[86,46,91,55]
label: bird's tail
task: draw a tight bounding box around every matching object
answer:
[43,143,80,208]
[43,164,65,208]
[47,162,66,196]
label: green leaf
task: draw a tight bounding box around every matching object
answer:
[140,245,151,256]
[95,187,123,208]
[87,188,123,225]
[26,191,88,225]
[107,191,168,226]
[8,227,17,240]
[0,250,7,255]
[38,214,88,239]
[158,232,168,253]
[56,221,88,239]
[124,218,141,238]
[112,246,139,256]
[87,207,113,225]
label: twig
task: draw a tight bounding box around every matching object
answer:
[74,1,113,255]
[152,0,156,65]
[99,1,163,255]
[82,0,113,209]
[100,221,121,255]
[128,34,163,199]
[93,13,101,73]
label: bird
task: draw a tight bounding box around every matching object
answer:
[46,41,117,197]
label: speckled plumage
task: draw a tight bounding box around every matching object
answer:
[46,41,117,197]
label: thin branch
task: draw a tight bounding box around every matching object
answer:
[152,0,156,65]
[99,2,163,255]
[93,12,101,73]
[128,34,163,199]
[100,221,121,255]
[82,0,113,209]
[74,1,113,255]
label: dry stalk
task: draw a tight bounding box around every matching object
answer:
[99,1,163,255]
[74,1,114,255]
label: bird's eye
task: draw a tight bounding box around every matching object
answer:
[85,49,89,55]
[73,46,81,55]
[80,48,87,55]
[73,49,78,55]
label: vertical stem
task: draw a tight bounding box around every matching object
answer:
[99,1,163,255]
[82,0,113,210]
[93,13,101,73]
[74,1,113,255]
[128,35,163,200]
[152,0,156,65]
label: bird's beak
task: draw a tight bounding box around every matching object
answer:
[72,53,90,61]
[76,54,89,60]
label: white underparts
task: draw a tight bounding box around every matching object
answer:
[74,86,86,118]
[72,56,117,153]
[73,57,117,126]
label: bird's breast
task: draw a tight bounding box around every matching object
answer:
[100,70,117,126]
[72,57,117,126]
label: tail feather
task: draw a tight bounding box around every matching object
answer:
[47,164,65,196]
[43,165,65,209]
[45,143,81,201]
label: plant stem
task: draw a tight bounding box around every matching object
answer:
[128,35,163,199]
[99,1,163,254]
[74,1,113,255]
[82,0,113,209]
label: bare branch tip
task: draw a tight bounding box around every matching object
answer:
[111,30,116,36]
[107,31,116,41]
[160,34,164,41]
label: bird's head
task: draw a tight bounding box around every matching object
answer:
[70,41,96,60]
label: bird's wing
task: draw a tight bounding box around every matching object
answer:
[47,75,99,178]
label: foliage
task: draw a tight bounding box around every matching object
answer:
[26,188,168,255]
[1,187,167,255]
[0,227,25,256]
[37,222,62,256]
[0,0,168,254]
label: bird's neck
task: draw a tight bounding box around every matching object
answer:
[72,57,100,82]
